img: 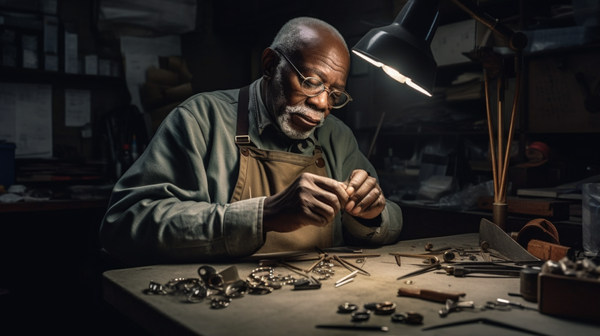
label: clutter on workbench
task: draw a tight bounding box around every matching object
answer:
[538,257,600,321]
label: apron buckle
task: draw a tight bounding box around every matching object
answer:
[235,135,252,145]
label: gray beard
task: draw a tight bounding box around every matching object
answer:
[272,68,325,140]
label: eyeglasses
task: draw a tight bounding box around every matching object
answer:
[274,48,353,109]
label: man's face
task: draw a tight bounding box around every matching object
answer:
[271,64,325,140]
[266,41,350,140]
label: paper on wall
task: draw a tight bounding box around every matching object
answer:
[0,83,52,158]
[65,89,91,127]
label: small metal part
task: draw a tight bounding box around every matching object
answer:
[224,279,249,298]
[146,281,167,295]
[337,302,359,313]
[425,242,434,251]
[391,312,423,324]
[374,301,397,315]
[210,296,231,309]
[404,280,414,285]
[247,285,274,295]
[293,277,322,290]
[439,299,474,317]
[351,310,371,322]
[187,287,208,303]
[364,302,378,310]
[481,241,490,251]
[395,254,402,267]
[443,251,456,262]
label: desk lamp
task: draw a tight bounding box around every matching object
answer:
[353,0,528,231]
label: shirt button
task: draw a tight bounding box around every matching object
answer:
[315,158,325,168]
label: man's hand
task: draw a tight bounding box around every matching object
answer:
[263,172,349,232]
[344,170,385,219]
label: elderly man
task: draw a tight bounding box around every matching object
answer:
[100,17,403,265]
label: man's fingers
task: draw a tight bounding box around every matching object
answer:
[345,170,369,196]
[349,184,379,214]
[312,174,349,209]
[351,188,383,216]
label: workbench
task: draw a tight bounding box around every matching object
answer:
[102,233,600,335]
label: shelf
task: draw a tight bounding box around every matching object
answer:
[0,66,125,88]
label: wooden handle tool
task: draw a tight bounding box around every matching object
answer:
[397,287,466,303]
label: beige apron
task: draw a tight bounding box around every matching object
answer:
[230,87,333,253]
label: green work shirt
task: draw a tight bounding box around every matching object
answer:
[100,78,403,265]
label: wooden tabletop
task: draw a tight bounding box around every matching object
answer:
[102,233,599,336]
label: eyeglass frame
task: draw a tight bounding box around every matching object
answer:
[273,48,353,109]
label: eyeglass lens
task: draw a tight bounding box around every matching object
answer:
[301,77,350,108]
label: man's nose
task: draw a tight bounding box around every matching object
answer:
[306,90,330,113]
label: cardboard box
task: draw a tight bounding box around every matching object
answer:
[538,273,600,321]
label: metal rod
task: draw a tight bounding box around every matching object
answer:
[334,277,354,288]
[498,51,523,201]
[335,270,358,285]
[484,72,499,202]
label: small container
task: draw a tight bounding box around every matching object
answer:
[520,267,540,302]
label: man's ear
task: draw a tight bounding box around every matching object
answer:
[261,48,278,80]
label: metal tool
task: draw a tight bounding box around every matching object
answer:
[439,299,474,317]
[397,287,466,303]
[335,270,357,287]
[446,265,522,277]
[396,259,442,280]
[334,277,354,288]
[334,255,370,276]
[304,251,327,273]
[389,253,440,265]
[479,218,539,262]
[315,324,388,332]
[497,298,538,311]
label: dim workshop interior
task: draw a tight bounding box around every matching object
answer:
[1,0,600,335]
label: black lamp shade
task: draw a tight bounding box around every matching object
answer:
[352,0,440,96]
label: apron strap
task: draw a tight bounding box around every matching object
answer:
[235,86,253,146]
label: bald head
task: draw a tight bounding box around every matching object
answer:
[270,17,349,58]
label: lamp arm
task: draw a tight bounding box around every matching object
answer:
[449,0,527,51]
